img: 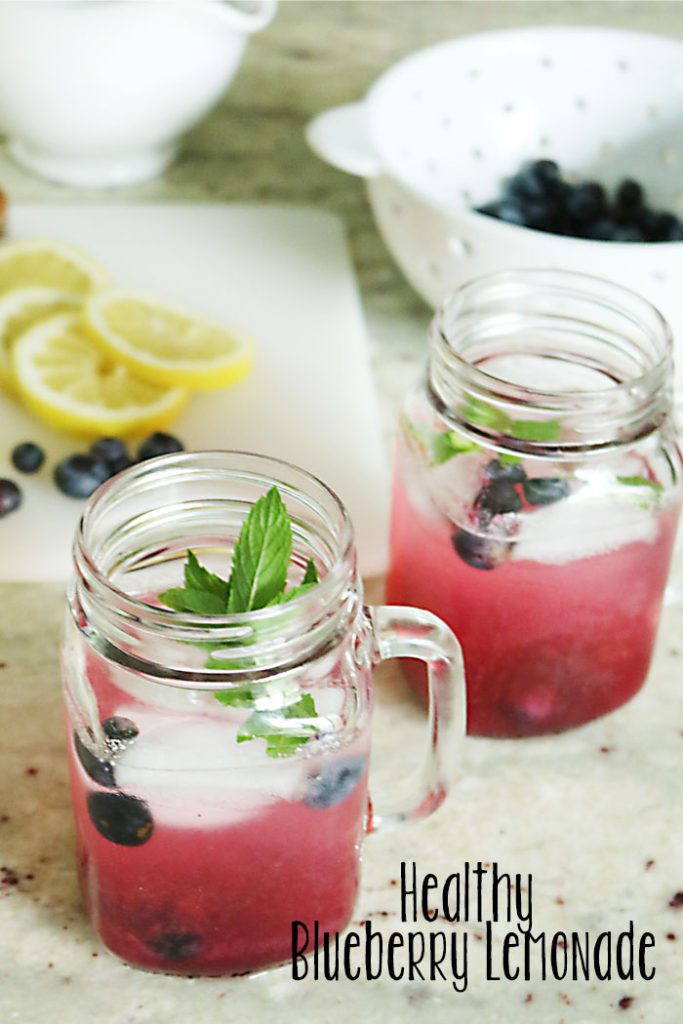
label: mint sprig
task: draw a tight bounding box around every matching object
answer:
[237,694,318,758]
[406,400,563,470]
[462,398,563,444]
[158,486,321,757]
[227,486,292,612]
[617,474,663,494]
[428,430,479,465]
[617,474,664,509]
[160,551,230,615]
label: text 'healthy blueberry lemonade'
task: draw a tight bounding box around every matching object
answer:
[63,453,465,975]
[387,271,682,738]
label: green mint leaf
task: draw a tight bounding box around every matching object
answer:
[158,587,196,613]
[428,430,479,465]
[227,486,292,613]
[157,486,321,755]
[275,561,321,605]
[510,418,562,443]
[617,474,664,509]
[159,585,228,616]
[236,693,318,758]
[214,685,260,708]
[617,474,663,494]
[280,582,316,603]
[185,551,230,606]
[264,734,310,758]
[284,693,316,717]
[159,551,230,615]
[460,399,562,444]
[302,558,319,585]
[498,452,522,466]
[462,397,512,432]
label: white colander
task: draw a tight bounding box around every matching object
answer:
[307,26,683,395]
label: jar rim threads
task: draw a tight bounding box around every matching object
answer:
[429,269,673,455]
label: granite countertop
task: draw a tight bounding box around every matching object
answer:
[1,3,682,1022]
[2,585,682,1023]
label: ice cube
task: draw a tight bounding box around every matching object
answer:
[114,709,306,829]
[512,490,657,565]
[429,451,484,523]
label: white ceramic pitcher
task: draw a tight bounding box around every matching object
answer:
[0,0,276,188]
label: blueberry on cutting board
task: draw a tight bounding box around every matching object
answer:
[87,792,154,846]
[74,733,116,788]
[90,437,132,475]
[54,454,110,498]
[304,757,366,809]
[0,479,22,518]
[11,442,45,474]
[137,432,184,461]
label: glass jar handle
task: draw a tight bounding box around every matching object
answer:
[365,605,466,832]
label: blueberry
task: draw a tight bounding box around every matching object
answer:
[304,757,366,809]
[565,182,607,225]
[507,160,561,202]
[587,217,619,241]
[476,201,501,218]
[476,199,527,226]
[87,791,154,846]
[507,172,543,202]
[612,225,645,243]
[616,178,643,211]
[103,716,139,742]
[451,529,508,571]
[666,219,683,242]
[519,198,561,232]
[483,458,526,484]
[11,442,45,474]
[523,478,570,505]
[54,454,110,499]
[0,479,22,517]
[89,438,133,478]
[475,479,522,517]
[530,159,561,183]
[74,732,116,788]
[90,437,128,467]
[137,432,184,461]
[107,454,134,476]
[644,211,678,242]
[149,931,202,960]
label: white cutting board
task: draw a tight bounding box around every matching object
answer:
[0,204,389,581]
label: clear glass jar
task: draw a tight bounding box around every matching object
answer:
[62,452,465,975]
[387,270,682,738]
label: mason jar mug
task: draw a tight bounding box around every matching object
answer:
[387,270,682,738]
[62,452,465,975]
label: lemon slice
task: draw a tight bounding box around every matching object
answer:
[83,289,252,391]
[13,311,186,437]
[0,286,82,396]
[0,239,108,297]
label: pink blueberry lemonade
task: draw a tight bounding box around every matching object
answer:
[67,651,369,975]
[388,458,678,738]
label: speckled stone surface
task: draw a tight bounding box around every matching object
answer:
[1,2,683,1021]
